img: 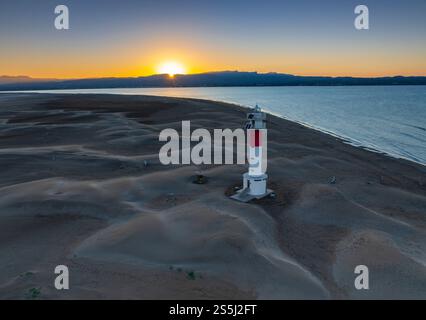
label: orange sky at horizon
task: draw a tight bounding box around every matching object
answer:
[2,1,426,80]
[2,17,426,79]
[2,47,426,79]
[2,27,426,79]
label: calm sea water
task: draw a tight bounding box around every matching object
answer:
[16,86,426,165]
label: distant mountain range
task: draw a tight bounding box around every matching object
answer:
[0,75,58,85]
[1,71,426,91]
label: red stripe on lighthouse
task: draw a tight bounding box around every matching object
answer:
[249,130,262,147]
[254,130,261,147]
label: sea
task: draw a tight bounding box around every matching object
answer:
[12,85,426,165]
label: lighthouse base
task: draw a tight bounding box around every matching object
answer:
[230,173,273,203]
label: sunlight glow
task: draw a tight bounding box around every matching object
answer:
[157,61,186,77]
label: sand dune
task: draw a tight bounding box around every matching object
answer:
[0,93,425,299]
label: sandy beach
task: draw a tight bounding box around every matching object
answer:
[0,93,425,299]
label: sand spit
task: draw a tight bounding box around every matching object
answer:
[0,93,425,299]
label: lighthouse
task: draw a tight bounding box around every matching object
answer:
[231,105,273,202]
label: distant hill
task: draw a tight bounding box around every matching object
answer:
[0,71,425,91]
[0,75,58,85]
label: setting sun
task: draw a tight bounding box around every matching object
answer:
[157,61,186,77]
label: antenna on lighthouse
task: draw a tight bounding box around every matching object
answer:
[231,105,273,202]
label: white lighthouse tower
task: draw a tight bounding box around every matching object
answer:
[231,105,273,202]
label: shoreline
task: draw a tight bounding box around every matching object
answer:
[0,93,425,299]
[1,91,425,167]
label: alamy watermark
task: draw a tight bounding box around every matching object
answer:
[54,265,69,290]
[355,5,369,30]
[54,4,370,31]
[158,121,267,174]
[354,265,370,290]
[54,5,69,30]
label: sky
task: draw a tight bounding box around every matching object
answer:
[1,0,426,78]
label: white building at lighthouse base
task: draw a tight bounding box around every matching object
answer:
[230,173,273,202]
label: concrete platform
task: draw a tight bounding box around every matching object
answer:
[230,188,274,203]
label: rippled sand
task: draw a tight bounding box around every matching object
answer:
[0,93,425,299]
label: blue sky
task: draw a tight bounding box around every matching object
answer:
[1,0,425,78]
